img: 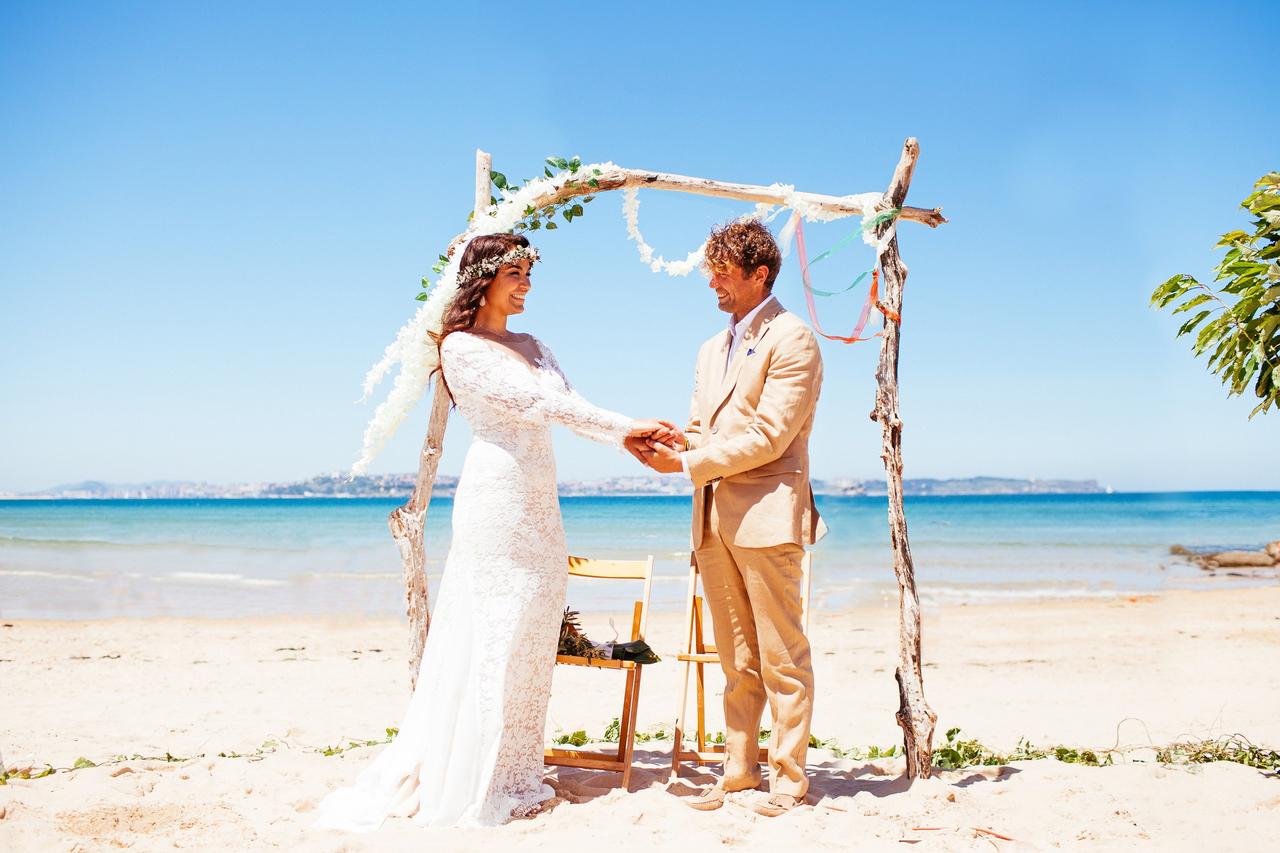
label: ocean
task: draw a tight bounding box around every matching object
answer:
[1,493,1277,620]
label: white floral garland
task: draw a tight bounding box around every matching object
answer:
[621,187,709,276]
[620,184,888,275]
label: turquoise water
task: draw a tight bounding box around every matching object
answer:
[1,493,1277,619]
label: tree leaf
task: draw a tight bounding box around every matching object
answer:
[1172,293,1213,314]
[1177,310,1212,336]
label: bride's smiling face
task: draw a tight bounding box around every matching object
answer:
[485,260,533,315]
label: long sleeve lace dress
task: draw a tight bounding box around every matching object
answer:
[315,331,632,830]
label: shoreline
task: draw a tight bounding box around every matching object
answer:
[2,564,1276,623]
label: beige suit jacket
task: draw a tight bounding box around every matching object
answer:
[684,299,827,550]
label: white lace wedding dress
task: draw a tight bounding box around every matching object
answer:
[315,331,633,831]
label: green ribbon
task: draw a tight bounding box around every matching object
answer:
[800,208,898,297]
[803,268,871,297]
[862,207,902,232]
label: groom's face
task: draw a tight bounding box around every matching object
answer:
[708,263,770,320]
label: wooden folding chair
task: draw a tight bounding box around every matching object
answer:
[669,551,813,779]
[544,554,654,791]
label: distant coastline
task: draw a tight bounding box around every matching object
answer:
[1,473,1109,500]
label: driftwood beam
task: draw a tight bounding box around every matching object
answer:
[606,169,946,228]
[871,138,938,780]
[485,166,946,228]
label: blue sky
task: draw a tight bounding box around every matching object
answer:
[1,1,1277,492]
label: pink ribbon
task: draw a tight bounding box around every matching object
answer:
[795,217,881,344]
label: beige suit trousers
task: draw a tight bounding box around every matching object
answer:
[696,498,814,799]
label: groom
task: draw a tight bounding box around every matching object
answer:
[628,219,825,817]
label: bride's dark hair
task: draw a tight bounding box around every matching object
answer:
[431,232,532,398]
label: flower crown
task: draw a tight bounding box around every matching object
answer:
[457,245,540,283]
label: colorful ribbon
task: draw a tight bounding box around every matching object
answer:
[794,217,899,343]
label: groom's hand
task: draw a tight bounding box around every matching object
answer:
[629,419,685,450]
[644,439,684,474]
[653,420,687,451]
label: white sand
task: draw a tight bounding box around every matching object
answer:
[2,587,1278,850]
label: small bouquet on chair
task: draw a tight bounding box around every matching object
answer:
[558,608,660,664]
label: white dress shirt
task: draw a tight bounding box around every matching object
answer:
[679,296,779,478]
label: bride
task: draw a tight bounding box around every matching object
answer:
[316,233,673,830]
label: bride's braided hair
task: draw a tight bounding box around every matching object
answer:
[431,232,532,399]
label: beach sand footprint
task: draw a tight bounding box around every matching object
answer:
[58,802,196,843]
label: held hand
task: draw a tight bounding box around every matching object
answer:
[654,420,688,451]
[623,435,657,468]
[644,439,684,474]
[628,419,683,448]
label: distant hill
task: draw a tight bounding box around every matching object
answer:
[6,473,1105,499]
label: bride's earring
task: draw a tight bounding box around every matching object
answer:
[479,295,487,307]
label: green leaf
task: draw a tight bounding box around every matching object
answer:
[544,166,554,178]
[490,171,508,190]
[1177,310,1212,337]
[72,757,96,769]
[1172,293,1214,314]
[569,155,581,172]
[588,177,599,188]
[1151,274,1197,308]
[415,292,428,301]
[1215,230,1250,247]
[571,203,584,217]
[545,221,558,229]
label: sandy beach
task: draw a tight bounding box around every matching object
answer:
[2,585,1278,850]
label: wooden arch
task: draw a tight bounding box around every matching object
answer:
[388,140,946,778]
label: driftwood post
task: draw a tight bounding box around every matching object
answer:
[871,138,938,778]
[389,148,491,688]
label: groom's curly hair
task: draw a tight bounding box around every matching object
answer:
[431,232,532,400]
[704,219,782,290]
